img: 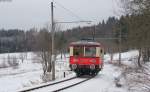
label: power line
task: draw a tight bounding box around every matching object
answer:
[53,1,84,21]
[55,21,92,24]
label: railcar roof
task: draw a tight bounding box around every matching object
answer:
[70,41,101,46]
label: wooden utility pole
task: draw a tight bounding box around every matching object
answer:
[92,25,96,41]
[118,29,122,65]
[51,2,55,80]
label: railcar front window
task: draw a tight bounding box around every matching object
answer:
[85,47,96,57]
[73,46,84,57]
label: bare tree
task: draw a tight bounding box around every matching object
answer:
[19,53,27,63]
[35,28,52,74]
[35,22,61,81]
[120,0,150,66]
[7,55,19,68]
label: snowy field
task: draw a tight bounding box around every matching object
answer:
[0,50,139,92]
[0,52,73,92]
[104,50,139,66]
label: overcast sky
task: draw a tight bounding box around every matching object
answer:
[0,0,121,30]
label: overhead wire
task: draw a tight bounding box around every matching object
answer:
[53,1,85,22]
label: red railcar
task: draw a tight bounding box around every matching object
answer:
[69,41,104,76]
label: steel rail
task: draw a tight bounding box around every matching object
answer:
[18,76,77,92]
[52,76,93,92]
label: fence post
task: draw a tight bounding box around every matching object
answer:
[64,72,66,78]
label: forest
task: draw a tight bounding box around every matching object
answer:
[0,17,119,53]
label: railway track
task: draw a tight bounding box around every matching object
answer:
[52,76,92,92]
[18,76,93,92]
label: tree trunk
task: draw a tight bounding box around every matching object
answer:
[138,48,142,67]
[148,48,150,62]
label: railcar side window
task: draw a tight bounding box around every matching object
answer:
[85,47,96,57]
[73,46,84,57]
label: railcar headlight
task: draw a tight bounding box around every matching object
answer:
[90,64,95,70]
[72,64,77,70]
[90,59,96,62]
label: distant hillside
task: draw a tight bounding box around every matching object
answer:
[0,17,124,53]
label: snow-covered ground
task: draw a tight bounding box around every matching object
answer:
[0,50,139,92]
[105,50,139,66]
[63,64,127,92]
[0,52,72,92]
